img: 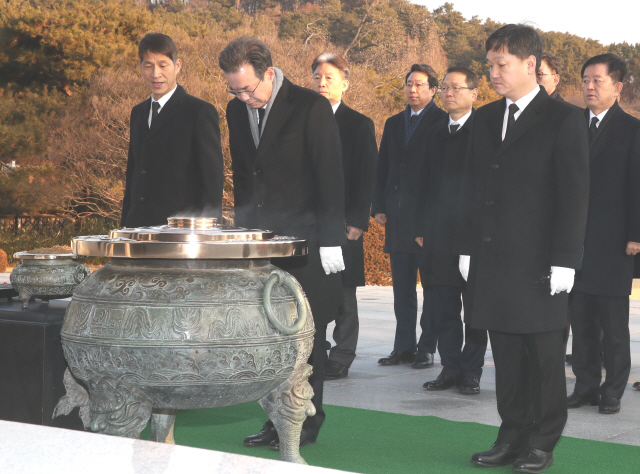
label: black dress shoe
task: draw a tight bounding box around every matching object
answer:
[459,376,480,395]
[244,421,278,447]
[566,390,599,408]
[471,442,523,467]
[270,428,317,451]
[411,351,434,369]
[634,381,640,390]
[423,372,458,390]
[599,396,621,414]
[378,350,416,365]
[324,360,349,380]
[512,447,553,473]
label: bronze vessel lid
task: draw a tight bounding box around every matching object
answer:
[71,217,307,259]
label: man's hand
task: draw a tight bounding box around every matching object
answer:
[459,255,470,281]
[374,213,387,226]
[626,241,640,256]
[415,237,423,247]
[346,226,363,240]
[319,246,345,274]
[549,266,575,295]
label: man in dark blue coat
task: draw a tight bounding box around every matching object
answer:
[371,64,447,368]
[567,53,640,415]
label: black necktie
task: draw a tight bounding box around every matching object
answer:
[450,123,460,134]
[589,116,599,139]
[150,101,160,129]
[410,114,419,125]
[258,107,265,132]
[505,103,519,138]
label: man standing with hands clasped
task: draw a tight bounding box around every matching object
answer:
[455,24,589,473]
[567,53,640,415]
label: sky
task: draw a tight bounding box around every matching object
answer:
[414,0,640,46]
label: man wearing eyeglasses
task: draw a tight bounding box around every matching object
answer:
[371,64,447,369]
[219,36,346,450]
[415,67,488,396]
[536,53,563,101]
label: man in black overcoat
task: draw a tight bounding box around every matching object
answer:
[121,33,224,227]
[309,53,379,380]
[219,37,346,449]
[567,53,640,415]
[455,25,589,473]
[416,67,488,396]
[371,64,447,368]
[536,52,563,101]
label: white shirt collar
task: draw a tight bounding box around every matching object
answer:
[505,85,540,116]
[411,107,425,116]
[589,107,610,126]
[151,85,178,111]
[449,109,472,129]
[332,101,341,114]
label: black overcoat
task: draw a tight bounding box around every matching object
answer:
[416,111,475,288]
[574,102,640,296]
[371,103,447,254]
[454,87,590,334]
[226,77,346,325]
[335,102,378,287]
[121,85,224,227]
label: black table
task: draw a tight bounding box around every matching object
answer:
[0,298,85,430]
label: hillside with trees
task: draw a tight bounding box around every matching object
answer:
[1,0,639,280]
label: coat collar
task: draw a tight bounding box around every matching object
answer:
[255,77,296,160]
[436,108,475,139]
[405,103,442,153]
[496,86,549,155]
[585,100,621,155]
[144,84,187,140]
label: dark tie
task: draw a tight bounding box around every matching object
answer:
[410,114,419,125]
[449,123,460,134]
[505,103,519,138]
[589,116,599,139]
[258,107,265,132]
[150,101,160,129]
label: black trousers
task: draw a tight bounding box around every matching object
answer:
[570,291,630,399]
[390,252,437,353]
[329,286,359,367]
[490,328,567,452]
[431,286,487,379]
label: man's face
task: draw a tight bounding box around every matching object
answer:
[405,72,437,112]
[486,47,537,101]
[311,62,349,106]
[225,64,274,109]
[139,51,181,100]
[582,63,622,116]
[537,60,560,95]
[440,72,477,117]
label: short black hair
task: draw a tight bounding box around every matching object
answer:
[581,53,627,83]
[219,36,273,80]
[405,64,438,88]
[444,66,479,90]
[486,24,543,71]
[138,33,178,63]
[541,52,562,75]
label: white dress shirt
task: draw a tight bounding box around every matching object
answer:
[449,109,472,131]
[588,108,609,128]
[332,101,341,114]
[148,85,177,128]
[502,85,540,140]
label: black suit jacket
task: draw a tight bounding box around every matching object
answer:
[416,111,475,288]
[371,103,447,254]
[574,102,640,296]
[455,87,590,334]
[335,102,378,287]
[227,77,346,324]
[121,85,224,227]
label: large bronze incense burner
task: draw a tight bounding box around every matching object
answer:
[55,218,315,463]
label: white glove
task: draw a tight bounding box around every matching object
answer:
[549,266,575,295]
[459,255,470,281]
[319,246,345,275]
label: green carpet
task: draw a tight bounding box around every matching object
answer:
[140,403,640,473]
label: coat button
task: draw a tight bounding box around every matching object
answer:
[394,185,398,190]
[141,170,147,175]
[257,202,264,208]
[253,169,260,175]
[492,163,499,169]
[483,237,491,242]
[139,197,145,202]
[486,200,494,206]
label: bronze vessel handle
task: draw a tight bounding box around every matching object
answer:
[262,269,307,335]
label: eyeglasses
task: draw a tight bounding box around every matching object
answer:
[438,86,474,94]
[404,82,430,90]
[536,72,557,78]
[227,78,262,97]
